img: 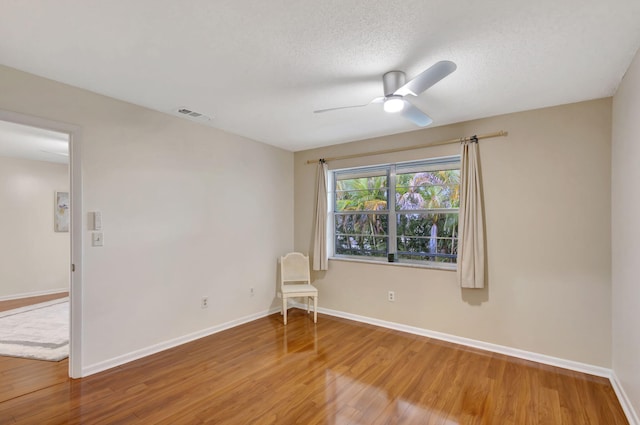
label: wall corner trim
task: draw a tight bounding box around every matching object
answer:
[81,306,281,377]
[610,370,640,425]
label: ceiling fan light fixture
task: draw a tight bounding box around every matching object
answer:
[383,96,404,113]
[313,60,456,126]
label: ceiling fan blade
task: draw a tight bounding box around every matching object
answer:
[394,61,457,97]
[401,101,433,127]
[314,97,384,114]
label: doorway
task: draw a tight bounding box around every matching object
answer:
[0,110,82,380]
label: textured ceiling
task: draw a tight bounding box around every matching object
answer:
[1,0,639,151]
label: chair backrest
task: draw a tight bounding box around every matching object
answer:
[280,252,311,287]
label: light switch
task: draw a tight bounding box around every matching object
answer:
[92,232,104,247]
[93,211,102,230]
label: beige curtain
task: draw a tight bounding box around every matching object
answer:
[457,138,485,288]
[312,160,328,270]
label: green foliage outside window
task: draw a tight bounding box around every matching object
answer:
[396,170,460,263]
[335,176,388,257]
[333,160,460,264]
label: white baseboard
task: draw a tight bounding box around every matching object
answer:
[0,288,68,302]
[610,371,640,425]
[305,304,611,377]
[82,306,280,377]
[302,304,640,423]
[81,303,637,425]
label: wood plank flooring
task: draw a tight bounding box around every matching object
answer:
[0,308,628,424]
[0,293,69,404]
[0,293,68,313]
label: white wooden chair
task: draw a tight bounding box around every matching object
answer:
[279,252,318,325]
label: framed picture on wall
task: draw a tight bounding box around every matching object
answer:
[54,191,69,232]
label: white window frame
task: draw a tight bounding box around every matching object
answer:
[329,155,461,270]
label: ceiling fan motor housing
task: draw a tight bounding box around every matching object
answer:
[383,71,406,96]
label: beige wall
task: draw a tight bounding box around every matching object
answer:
[612,48,640,418]
[0,65,293,369]
[0,60,619,376]
[295,98,612,367]
[0,156,69,298]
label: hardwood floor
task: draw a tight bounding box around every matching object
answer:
[0,308,628,424]
[0,292,68,313]
[0,293,70,405]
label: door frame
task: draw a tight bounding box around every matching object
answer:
[0,109,83,378]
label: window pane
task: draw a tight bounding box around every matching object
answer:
[396,170,460,210]
[332,158,461,266]
[335,213,388,257]
[397,213,458,237]
[397,237,457,263]
[335,214,388,236]
[335,235,388,257]
[396,212,458,263]
[336,176,388,212]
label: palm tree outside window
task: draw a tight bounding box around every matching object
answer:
[332,156,460,267]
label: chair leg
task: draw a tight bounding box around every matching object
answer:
[307,297,310,314]
[283,297,287,325]
[313,296,317,323]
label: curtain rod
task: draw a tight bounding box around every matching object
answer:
[306,130,508,164]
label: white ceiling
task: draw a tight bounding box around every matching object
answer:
[0,120,69,164]
[1,1,639,152]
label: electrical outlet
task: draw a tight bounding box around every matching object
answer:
[201,297,208,309]
[250,287,255,297]
[388,291,395,302]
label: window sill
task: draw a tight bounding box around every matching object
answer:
[328,256,456,272]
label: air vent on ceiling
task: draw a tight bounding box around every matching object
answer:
[174,107,212,123]
[178,108,201,117]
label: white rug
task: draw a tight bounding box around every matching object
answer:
[0,297,69,361]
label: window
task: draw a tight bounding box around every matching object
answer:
[331,156,460,267]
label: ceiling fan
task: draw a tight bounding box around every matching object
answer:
[314,60,457,127]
